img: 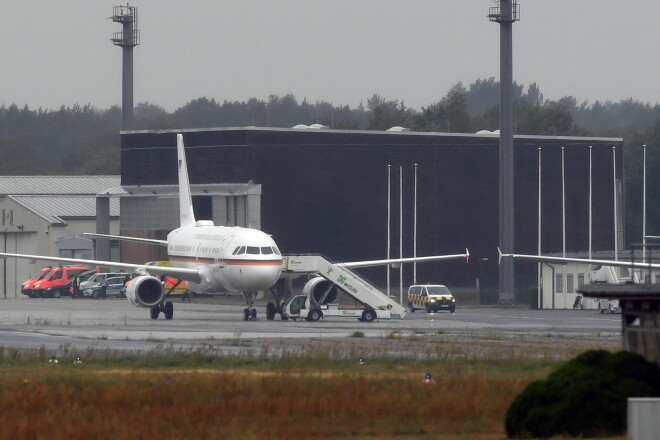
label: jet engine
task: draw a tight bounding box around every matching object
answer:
[302,276,340,305]
[126,275,164,307]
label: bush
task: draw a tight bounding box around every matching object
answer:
[505,349,660,438]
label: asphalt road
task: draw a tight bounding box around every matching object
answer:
[0,297,621,355]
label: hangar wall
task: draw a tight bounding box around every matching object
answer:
[120,128,623,303]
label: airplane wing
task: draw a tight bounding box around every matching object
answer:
[82,232,168,246]
[341,249,469,268]
[0,252,201,284]
[497,248,660,270]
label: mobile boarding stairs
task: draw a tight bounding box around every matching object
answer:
[281,255,407,322]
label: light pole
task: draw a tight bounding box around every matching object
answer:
[387,165,391,297]
[589,146,593,260]
[643,144,647,263]
[562,146,566,308]
[537,147,542,308]
[399,165,403,305]
[613,147,618,261]
[413,163,418,284]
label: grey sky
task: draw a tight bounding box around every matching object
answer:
[1,1,658,111]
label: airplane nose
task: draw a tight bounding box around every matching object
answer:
[254,265,281,286]
[231,263,282,291]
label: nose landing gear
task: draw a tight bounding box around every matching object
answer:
[242,291,258,321]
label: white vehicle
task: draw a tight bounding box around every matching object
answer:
[598,299,621,314]
[407,284,456,313]
[282,295,386,323]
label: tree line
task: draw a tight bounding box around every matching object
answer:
[1,77,659,243]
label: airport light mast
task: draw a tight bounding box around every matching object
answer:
[488,0,519,304]
[102,4,140,263]
[111,3,140,131]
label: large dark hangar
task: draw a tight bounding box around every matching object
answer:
[120,128,623,303]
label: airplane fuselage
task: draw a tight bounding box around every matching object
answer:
[167,224,283,294]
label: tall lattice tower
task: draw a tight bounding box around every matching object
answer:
[111,4,140,131]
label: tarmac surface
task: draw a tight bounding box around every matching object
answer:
[0,297,621,356]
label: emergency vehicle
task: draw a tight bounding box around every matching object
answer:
[21,267,53,298]
[32,266,88,298]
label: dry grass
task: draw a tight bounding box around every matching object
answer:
[0,368,530,439]
[0,332,621,439]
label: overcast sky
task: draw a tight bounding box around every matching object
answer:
[1,1,658,112]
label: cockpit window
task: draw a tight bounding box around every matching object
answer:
[233,246,278,256]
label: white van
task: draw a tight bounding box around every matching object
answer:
[407,284,456,313]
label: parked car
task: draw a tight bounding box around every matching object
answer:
[32,266,88,298]
[598,299,621,314]
[21,267,53,298]
[79,272,128,291]
[82,275,131,299]
[69,270,99,298]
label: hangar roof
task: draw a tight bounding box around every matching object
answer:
[122,126,623,143]
[8,195,120,225]
[0,176,120,196]
[114,182,261,197]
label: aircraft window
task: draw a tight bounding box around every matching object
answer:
[237,246,246,255]
[261,247,273,255]
[232,246,241,255]
[246,246,260,255]
[273,246,281,256]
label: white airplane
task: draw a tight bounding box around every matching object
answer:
[0,133,468,321]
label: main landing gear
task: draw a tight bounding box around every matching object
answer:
[266,279,289,321]
[149,277,184,320]
[241,280,291,322]
[150,301,174,320]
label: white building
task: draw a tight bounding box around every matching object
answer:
[538,252,660,309]
[0,176,120,298]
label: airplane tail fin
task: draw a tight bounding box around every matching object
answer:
[177,134,196,228]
